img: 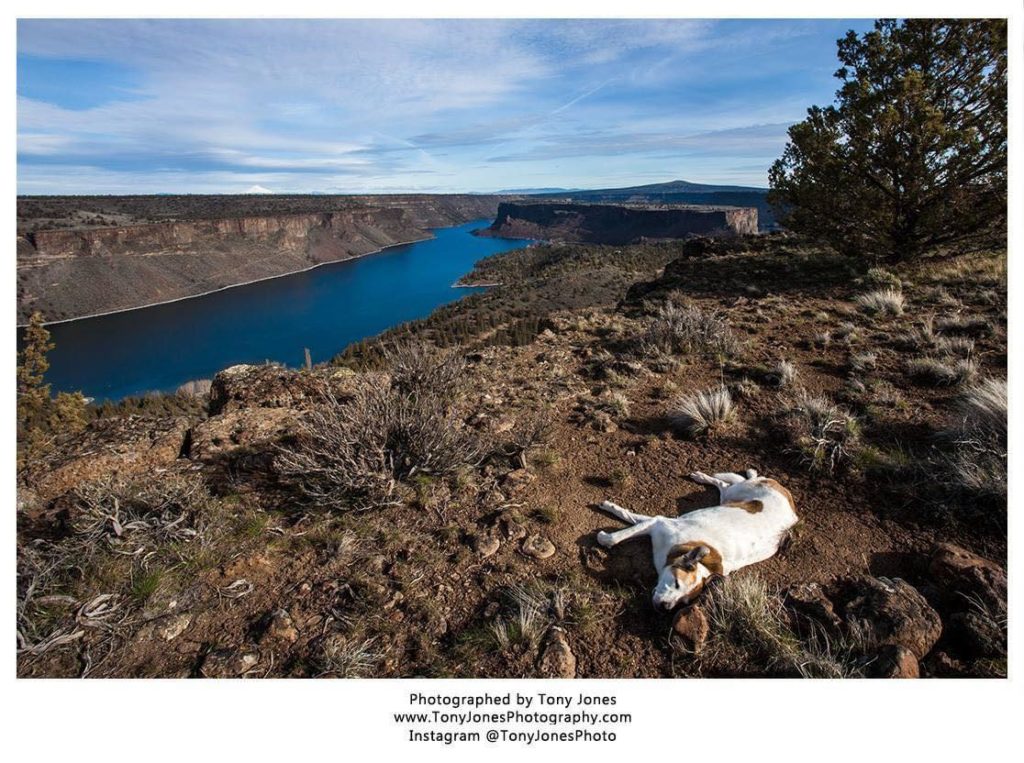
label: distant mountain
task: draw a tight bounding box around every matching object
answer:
[485,187,582,195]
[541,179,767,196]
[536,179,775,229]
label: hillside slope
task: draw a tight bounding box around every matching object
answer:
[17,235,1006,678]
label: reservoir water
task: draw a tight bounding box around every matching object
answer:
[31,220,526,401]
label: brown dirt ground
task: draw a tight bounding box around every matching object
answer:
[17,247,1007,678]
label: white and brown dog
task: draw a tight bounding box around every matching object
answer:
[596,469,798,611]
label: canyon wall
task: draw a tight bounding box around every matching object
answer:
[479,202,758,245]
[17,196,505,323]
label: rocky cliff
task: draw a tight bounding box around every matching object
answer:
[17,195,506,323]
[479,201,758,244]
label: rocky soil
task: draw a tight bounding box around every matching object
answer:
[16,235,1007,678]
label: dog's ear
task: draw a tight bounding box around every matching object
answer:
[689,545,711,564]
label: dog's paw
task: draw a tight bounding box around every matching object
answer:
[689,471,711,484]
[596,531,615,548]
[599,500,617,512]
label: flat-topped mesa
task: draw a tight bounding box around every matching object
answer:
[479,201,758,244]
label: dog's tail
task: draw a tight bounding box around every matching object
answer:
[598,501,648,525]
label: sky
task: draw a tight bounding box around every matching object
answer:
[17,18,876,195]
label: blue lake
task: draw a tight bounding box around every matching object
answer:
[32,220,526,401]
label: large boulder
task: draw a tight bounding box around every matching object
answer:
[189,407,300,461]
[784,582,842,632]
[828,576,942,660]
[928,543,1007,617]
[25,416,190,502]
[208,364,325,414]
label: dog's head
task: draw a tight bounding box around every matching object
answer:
[652,543,718,611]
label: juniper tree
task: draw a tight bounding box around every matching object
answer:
[769,19,1007,261]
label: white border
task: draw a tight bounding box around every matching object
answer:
[4,3,1022,761]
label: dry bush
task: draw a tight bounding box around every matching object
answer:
[907,357,978,387]
[776,390,861,473]
[705,574,868,678]
[638,301,741,358]
[669,386,736,438]
[857,288,905,317]
[277,346,487,511]
[863,267,902,290]
[383,341,465,398]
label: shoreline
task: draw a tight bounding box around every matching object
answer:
[18,232,438,328]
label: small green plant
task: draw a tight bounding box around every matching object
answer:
[609,467,633,488]
[531,505,560,524]
[531,449,560,470]
[130,570,164,605]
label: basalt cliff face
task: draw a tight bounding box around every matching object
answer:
[17,195,506,323]
[479,201,758,245]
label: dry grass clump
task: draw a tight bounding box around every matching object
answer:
[489,585,548,651]
[319,636,383,678]
[856,288,905,317]
[944,378,1006,501]
[935,335,976,358]
[907,357,978,387]
[769,359,799,388]
[17,473,219,663]
[895,316,978,357]
[935,314,993,338]
[668,386,736,438]
[277,345,487,510]
[776,391,861,473]
[705,575,867,678]
[639,301,741,358]
[849,352,878,374]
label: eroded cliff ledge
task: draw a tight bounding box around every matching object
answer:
[17,195,507,323]
[478,201,758,245]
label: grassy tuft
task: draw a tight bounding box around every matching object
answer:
[857,289,905,317]
[668,386,736,438]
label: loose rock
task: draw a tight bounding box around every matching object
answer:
[672,605,709,652]
[155,613,192,642]
[503,468,536,491]
[520,535,556,560]
[538,628,576,678]
[871,644,920,679]
[472,532,501,558]
[261,609,299,644]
